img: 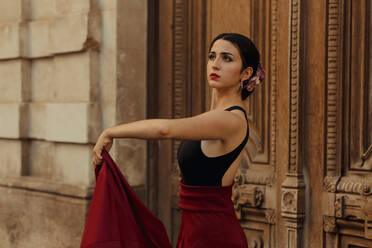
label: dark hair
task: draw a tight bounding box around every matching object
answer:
[208,33,260,100]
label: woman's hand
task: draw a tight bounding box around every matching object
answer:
[92,130,113,167]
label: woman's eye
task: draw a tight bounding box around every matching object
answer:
[208,54,215,60]
[223,55,232,62]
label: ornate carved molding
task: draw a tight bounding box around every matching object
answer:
[323,215,337,233]
[171,0,188,175]
[336,177,372,196]
[324,176,372,196]
[247,237,263,248]
[287,0,304,175]
[233,184,265,212]
[323,176,340,193]
[281,189,303,214]
[281,0,305,246]
[325,0,343,177]
[269,0,278,172]
[360,145,372,169]
[265,209,276,224]
[334,195,344,218]
[236,169,274,186]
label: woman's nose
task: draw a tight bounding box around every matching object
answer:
[212,58,221,70]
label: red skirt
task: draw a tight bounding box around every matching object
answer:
[176,182,248,248]
[80,150,172,248]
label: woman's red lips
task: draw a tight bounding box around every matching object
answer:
[209,73,220,79]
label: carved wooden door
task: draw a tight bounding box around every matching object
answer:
[148,0,372,247]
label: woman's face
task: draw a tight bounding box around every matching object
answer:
[207,39,249,90]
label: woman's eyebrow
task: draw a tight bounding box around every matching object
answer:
[209,51,234,56]
[221,52,233,56]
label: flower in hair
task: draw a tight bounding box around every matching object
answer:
[248,63,265,85]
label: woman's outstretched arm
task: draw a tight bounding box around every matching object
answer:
[92,109,246,166]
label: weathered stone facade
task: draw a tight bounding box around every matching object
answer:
[0,0,148,247]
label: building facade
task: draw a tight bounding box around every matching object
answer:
[0,0,371,247]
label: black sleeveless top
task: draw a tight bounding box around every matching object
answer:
[177,106,249,186]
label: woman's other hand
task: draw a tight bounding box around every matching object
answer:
[92,130,113,167]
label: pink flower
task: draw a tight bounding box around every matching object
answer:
[248,63,265,85]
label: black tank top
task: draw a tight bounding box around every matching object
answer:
[177,106,249,186]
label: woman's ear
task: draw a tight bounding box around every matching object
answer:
[241,67,253,82]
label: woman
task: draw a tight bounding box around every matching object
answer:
[92,33,265,247]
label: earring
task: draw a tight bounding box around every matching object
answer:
[240,80,244,89]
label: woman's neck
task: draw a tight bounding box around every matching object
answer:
[210,87,243,111]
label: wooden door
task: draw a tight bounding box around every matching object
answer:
[148,0,372,247]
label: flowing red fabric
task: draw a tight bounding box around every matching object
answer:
[80,150,172,248]
[176,182,248,248]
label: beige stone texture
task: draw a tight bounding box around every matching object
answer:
[29,140,55,178]
[0,186,88,248]
[45,103,100,143]
[31,52,98,102]
[0,139,28,177]
[29,140,94,186]
[0,0,28,22]
[0,23,21,59]
[115,139,147,186]
[55,0,92,16]
[0,59,30,102]
[27,20,51,58]
[0,103,28,138]
[28,103,47,139]
[55,143,94,185]
[50,12,100,55]
[54,52,99,102]
[30,58,53,102]
[30,0,55,20]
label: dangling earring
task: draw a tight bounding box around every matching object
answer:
[240,79,244,90]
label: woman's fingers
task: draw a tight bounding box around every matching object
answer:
[92,130,113,167]
[92,145,103,167]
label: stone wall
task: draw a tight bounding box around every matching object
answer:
[0,0,148,247]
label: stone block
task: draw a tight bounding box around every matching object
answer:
[29,140,55,178]
[53,52,98,102]
[0,59,30,102]
[114,139,147,186]
[30,0,54,20]
[54,0,91,16]
[28,103,47,139]
[0,0,29,22]
[0,139,28,177]
[30,58,53,102]
[0,103,28,138]
[0,186,88,248]
[55,143,94,186]
[27,20,51,58]
[46,103,101,143]
[50,12,101,54]
[50,14,88,54]
[0,23,21,59]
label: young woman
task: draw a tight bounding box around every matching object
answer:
[92,33,265,248]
